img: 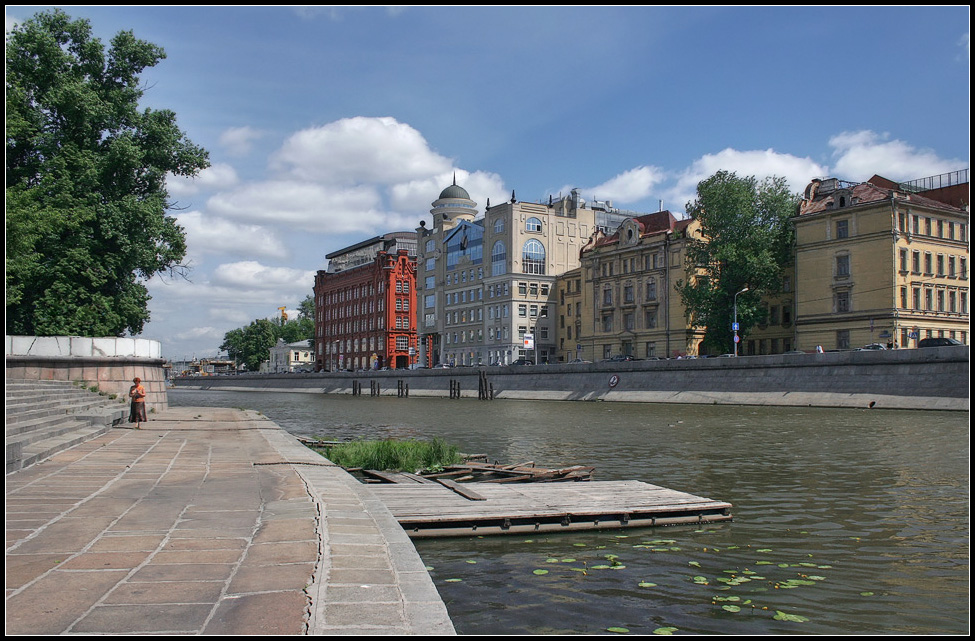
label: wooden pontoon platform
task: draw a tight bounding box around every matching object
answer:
[367,479,733,538]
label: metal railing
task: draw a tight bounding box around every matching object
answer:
[898,169,969,193]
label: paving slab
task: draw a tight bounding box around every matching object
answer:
[5,406,455,635]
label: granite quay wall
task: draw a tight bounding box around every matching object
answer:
[5,336,169,413]
[176,346,969,412]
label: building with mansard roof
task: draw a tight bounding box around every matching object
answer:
[793,172,969,350]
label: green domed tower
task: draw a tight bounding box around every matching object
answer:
[431,174,478,227]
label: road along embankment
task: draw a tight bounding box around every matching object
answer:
[176,346,968,412]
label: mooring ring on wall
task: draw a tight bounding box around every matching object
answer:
[609,374,620,388]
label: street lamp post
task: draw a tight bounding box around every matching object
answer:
[733,287,749,357]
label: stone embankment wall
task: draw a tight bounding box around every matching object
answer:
[176,346,969,411]
[5,336,169,413]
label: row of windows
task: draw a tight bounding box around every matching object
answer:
[320,281,391,306]
[600,279,660,307]
[897,212,968,242]
[599,309,659,333]
[898,249,968,279]
[322,315,413,335]
[899,287,969,314]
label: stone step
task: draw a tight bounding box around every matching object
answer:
[16,422,117,472]
[5,380,131,474]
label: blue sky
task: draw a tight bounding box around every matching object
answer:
[6,6,970,361]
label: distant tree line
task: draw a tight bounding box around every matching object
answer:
[220,296,315,371]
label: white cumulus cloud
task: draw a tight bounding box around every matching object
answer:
[669,148,828,212]
[205,180,387,233]
[167,163,239,198]
[218,126,265,156]
[571,165,667,206]
[270,116,453,185]
[175,211,288,260]
[211,260,316,292]
[828,130,966,183]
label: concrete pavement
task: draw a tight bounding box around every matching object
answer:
[5,406,455,635]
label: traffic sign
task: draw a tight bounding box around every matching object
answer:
[732,322,739,331]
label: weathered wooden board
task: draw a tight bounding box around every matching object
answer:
[368,480,732,538]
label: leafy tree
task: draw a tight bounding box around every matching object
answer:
[219,298,316,371]
[676,171,797,355]
[5,9,209,337]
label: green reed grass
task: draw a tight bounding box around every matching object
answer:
[312,437,462,473]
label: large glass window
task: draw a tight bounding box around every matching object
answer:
[491,241,507,276]
[526,217,542,232]
[522,239,546,275]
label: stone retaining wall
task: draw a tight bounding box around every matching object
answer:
[175,346,969,411]
[5,336,168,413]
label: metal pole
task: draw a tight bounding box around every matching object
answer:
[734,287,749,357]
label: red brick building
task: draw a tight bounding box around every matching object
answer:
[313,233,418,371]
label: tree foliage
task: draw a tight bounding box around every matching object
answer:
[219,296,316,371]
[5,9,209,337]
[676,171,798,355]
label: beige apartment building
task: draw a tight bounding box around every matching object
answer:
[794,175,969,350]
[561,211,706,361]
[415,180,635,366]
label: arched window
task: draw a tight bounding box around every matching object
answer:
[526,217,542,232]
[492,241,507,276]
[522,239,546,275]
[494,217,504,233]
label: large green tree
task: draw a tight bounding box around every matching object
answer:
[676,170,798,355]
[6,9,209,337]
[219,297,316,371]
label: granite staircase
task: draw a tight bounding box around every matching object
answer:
[6,379,129,474]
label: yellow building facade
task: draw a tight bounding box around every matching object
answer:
[559,211,707,361]
[794,177,969,350]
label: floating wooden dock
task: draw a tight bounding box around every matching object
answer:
[367,479,733,538]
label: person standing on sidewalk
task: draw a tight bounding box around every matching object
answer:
[128,377,147,428]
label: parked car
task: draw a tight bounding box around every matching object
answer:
[856,343,887,351]
[917,337,963,348]
[602,354,636,362]
[511,358,533,366]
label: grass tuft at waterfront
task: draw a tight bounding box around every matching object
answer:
[309,437,463,473]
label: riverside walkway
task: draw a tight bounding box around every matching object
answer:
[5,407,455,635]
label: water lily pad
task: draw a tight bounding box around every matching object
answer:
[722,605,741,613]
[807,575,826,581]
[756,548,773,553]
[607,627,629,634]
[532,569,549,575]
[773,610,810,622]
[688,561,701,567]
[445,578,462,582]
[466,559,477,564]
[638,581,658,587]
[424,566,434,571]
[591,564,612,570]
[860,591,874,596]
[573,543,587,547]
[692,576,709,584]
[545,558,560,563]
[652,627,678,635]
[561,558,577,563]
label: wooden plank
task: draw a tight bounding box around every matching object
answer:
[401,472,438,484]
[362,469,416,484]
[435,478,486,500]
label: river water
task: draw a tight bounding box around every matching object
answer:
[169,389,969,635]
